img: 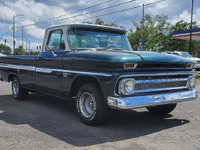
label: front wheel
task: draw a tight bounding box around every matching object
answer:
[76,83,109,125]
[146,104,177,115]
[12,77,28,100]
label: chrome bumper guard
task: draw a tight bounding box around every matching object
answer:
[107,89,197,110]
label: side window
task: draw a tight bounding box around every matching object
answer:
[47,30,65,51]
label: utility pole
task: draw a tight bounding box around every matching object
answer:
[189,0,194,55]
[13,15,15,55]
[142,4,144,51]
[26,38,27,53]
[22,26,23,49]
[13,14,24,55]
[29,40,30,56]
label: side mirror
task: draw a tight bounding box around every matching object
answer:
[46,45,57,57]
[46,45,55,52]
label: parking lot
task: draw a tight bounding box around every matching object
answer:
[0,81,200,150]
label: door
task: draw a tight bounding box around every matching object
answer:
[36,29,65,98]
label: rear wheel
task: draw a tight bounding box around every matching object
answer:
[147,104,177,115]
[12,77,28,100]
[76,83,109,125]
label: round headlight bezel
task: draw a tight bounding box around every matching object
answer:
[188,75,196,89]
[118,78,136,95]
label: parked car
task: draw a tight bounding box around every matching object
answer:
[164,51,200,70]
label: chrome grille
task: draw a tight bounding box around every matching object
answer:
[134,78,189,93]
[135,80,187,90]
[116,73,194,95]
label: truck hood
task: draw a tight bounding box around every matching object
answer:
[60,50,194,72]
[63,50,194,64]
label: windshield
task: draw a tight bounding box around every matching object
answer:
[180,52,192,58]
[68,28,132,51]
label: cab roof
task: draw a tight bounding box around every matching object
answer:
[46,23,127,34]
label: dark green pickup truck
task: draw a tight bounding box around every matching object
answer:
[0,24,197,125]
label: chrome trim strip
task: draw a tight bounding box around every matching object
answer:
[0,63,112,77]
[107,89,197,110]
[136,78,188,83]
[36,68,53,73]
[118,72,194,78]
[0,63,35,71]
[36,67,112,76]
[134,86,188,93]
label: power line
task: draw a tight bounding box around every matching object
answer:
[18,0,166,28]
[20,0,115,27]
[19,0,137,28]
[40,0,115,22]
[148,0,190,16]
[45,0,101,15]
[48,0,136,24]
[23,27,45,31]
[70,5,142,24]
[144,0,166,7]
[0,28,13,40]
[13,0,167,41]
[69,0,166,24]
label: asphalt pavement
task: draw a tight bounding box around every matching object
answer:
[0,81,200,150]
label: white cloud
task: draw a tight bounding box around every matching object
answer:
[170,8,200,26]
[0,5,15,22]
[26,27,45,40]
[194,8,200,25]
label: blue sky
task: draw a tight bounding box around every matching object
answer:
[0,0,200,52]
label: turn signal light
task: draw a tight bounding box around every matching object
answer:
[123,63,138,69]
[185,63,193,68]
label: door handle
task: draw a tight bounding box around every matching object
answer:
[38,55,43,59]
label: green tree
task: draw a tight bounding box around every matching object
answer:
[128,29,141,50]
[82,18,125,28]
[94,18,124,28]
[128,14,171,51]
[0,44,12,55]
[15,46,28,55]
[81,21,93,24]
[30,51,40,55]
[95,18,105,25]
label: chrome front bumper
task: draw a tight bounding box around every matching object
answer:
[107,89,197,110]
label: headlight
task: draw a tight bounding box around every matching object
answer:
[188,75,196,89]
[118,78,136,95]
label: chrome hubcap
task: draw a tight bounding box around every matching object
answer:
[79,92,95,118]
[13,80,19,96]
